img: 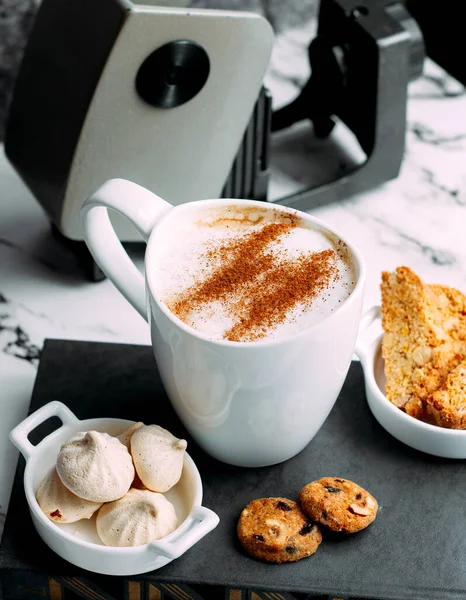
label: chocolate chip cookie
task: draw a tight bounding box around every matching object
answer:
[299,477,378,534]
[237,497,322,563]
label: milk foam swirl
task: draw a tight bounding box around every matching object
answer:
[155,206,356,342]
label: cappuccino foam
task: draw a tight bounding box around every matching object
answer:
[154,205,356,342]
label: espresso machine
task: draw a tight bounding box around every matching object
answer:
[5,0,427,280]
[4,0,274,280]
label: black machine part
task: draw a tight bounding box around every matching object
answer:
[224,0,424,212]
[265,0,425,211]
[406,0,466,88]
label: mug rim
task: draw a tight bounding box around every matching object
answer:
[145,197,366,348]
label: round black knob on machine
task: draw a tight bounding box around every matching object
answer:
[135,40,210,109]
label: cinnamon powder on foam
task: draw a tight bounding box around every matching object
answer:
[166,218,339,342]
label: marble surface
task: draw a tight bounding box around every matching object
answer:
[1,22,466,543]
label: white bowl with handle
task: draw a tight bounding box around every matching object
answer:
[356,306,466,459]
[9,401,219,576]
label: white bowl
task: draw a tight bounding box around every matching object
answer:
[9,401,219,576]
[356,306,466,459]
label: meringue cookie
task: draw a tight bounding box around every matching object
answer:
[56,431,134,502]
[36,467,102,523]
[96,488,178,547]
[117,422,144,449]
[130,425,187,493]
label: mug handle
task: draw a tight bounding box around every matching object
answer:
[81,178,172,320]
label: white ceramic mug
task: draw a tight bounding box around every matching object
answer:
[81,179,366,467]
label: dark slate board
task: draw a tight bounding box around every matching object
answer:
[1,338,466,600]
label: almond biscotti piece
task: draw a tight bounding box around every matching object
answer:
[426,358,466,428]
[381,266,466,419]
[427,283,466,342]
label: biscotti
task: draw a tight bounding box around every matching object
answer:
[381,266,466,420]
[426,358,466,428]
